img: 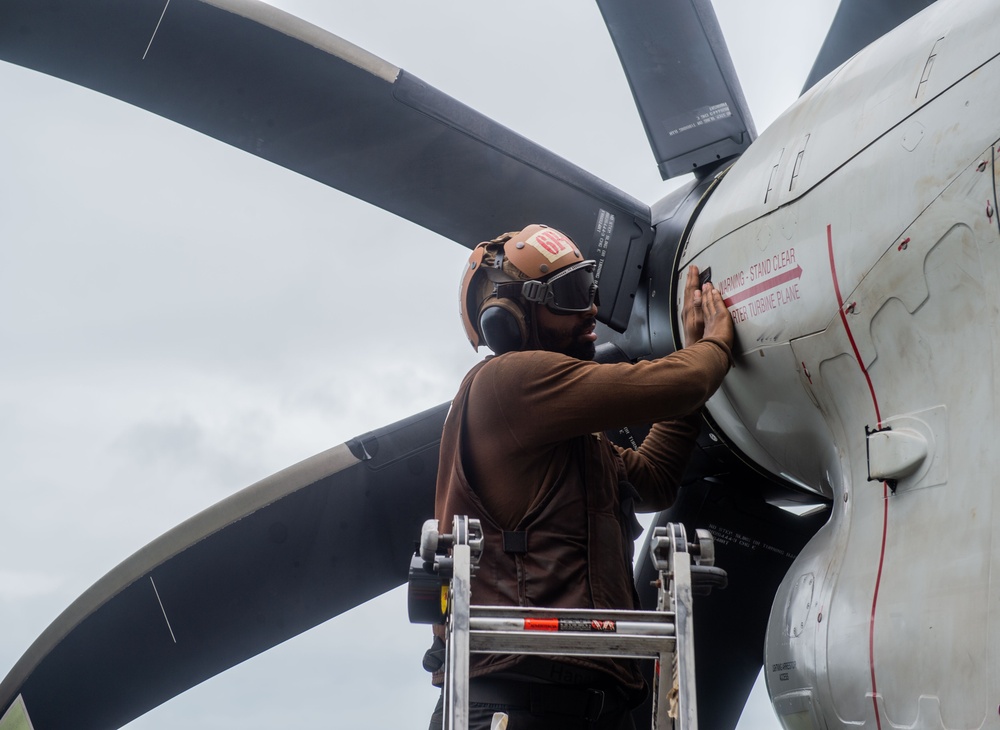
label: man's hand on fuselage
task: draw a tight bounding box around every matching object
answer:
[682,265,734,351]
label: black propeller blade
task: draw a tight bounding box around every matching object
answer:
[802,0,938,93]
[596,0,756,180]
[0,0,649,332]
[0,405,447,729]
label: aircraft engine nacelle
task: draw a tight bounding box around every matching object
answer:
[674,0,1000,727]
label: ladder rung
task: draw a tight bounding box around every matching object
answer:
[470,616,674,636]
[470,605,675,624]
[470,629,675,658]
[467,605,676,658]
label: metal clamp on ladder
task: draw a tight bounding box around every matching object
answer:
[408,516,724,730]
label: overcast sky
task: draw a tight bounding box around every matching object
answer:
[0,0,839,727]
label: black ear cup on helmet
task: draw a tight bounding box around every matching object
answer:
[479,299,529,355]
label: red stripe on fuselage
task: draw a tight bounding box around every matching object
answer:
[826,224,889,730]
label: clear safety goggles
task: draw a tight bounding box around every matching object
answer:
[520,260,599,314]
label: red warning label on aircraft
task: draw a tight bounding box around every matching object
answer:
[718,247,802,324]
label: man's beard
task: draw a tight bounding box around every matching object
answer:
[533,312,597,360]
[564,319,597,361]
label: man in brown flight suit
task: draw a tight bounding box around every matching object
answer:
[427,224,734,729]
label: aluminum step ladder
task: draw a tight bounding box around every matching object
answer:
[408,516,724,730]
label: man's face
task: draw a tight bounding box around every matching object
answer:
[534,303,599,360]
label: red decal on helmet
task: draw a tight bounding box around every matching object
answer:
[526,229,574,262]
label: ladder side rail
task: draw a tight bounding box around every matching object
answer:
[652,645,674,730]
[444,542,472,730]
[672,548,697,730]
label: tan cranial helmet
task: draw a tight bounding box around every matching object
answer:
[459,224,597,353]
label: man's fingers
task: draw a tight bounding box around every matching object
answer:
[704,287,725,317]
[712,288,725,314]
[685,266,700,299]
[701,284,716,312]
[685,269,703,311]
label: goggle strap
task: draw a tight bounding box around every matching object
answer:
[493,280,525,300]
[520,279,548,305]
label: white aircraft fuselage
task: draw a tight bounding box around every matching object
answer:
[677,0,1000,726]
